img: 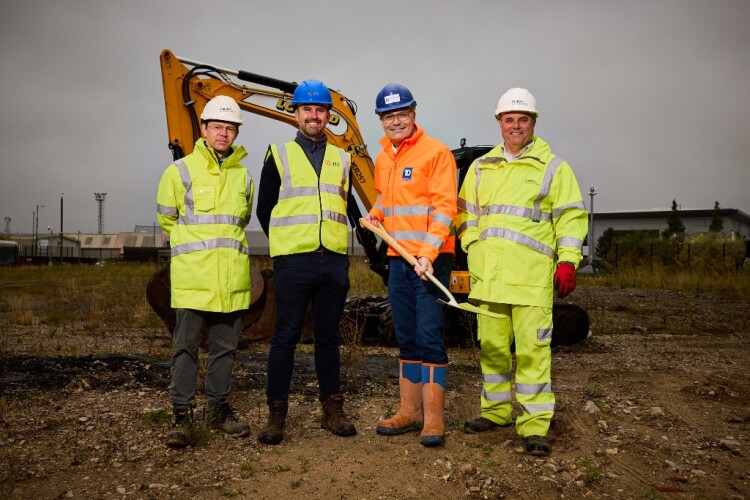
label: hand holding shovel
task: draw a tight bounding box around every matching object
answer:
[359,218,505,319]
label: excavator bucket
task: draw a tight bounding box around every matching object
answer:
[145,265,274,349]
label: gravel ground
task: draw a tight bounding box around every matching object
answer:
[1,285,749,499]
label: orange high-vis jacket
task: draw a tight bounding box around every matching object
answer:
[369,125,457,262]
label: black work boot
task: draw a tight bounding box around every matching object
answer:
[165,405,192,448]
[258,400,288,445]
[321,394,356,437]
[525,435,551,456]
[208,402,251,438]
[463,416,512,434]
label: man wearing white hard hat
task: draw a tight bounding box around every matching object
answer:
[456,88,588,456]
[157,95,254,447]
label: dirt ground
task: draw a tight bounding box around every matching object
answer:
[1,285,749,499]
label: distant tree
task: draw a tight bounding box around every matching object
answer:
[709,201,723,233]
[595,227,615,260]
[662,199,685,238]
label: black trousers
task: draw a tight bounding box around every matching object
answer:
[265,252,350,402]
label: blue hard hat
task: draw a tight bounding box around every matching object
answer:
[375,83,416,114]
[291,79,333,108]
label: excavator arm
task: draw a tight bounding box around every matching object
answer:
[159,49,386,273]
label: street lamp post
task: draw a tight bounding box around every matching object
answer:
[588,186,597,261]
[48,225,53,265]
[35,204,44,261]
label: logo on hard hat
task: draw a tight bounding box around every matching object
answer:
[384,93,401,105]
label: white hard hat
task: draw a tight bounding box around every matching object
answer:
[494,88,537,117]
[201,96,243,124]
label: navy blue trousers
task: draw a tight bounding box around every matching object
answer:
[266,252,350,402]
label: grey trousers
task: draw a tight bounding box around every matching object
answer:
[170,308,243,407]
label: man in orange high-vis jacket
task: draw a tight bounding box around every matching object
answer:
[363,83,457,447]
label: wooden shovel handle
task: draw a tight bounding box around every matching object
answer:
[358,218,458,306]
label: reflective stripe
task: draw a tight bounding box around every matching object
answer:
[458,198,477,215]
[322,210,347,225]
[537,328,553,342]
[373,202,383,213]
[532,156,562,222]
[482,388,512,402]
[178,214,246,227]
[516,383,552,395]
[521,402,555,413]
[171,238,249,257]
[425,233,444,250]
[552,201,586,219]
[157,204,177,216]
[269,214,319,227]
[457,220,477,236]
[480,227,555,258]
[175,160,195,217]
[482,204,551,222]
[337,149,350,186]
[433,212,452,227]
[383,206,393,217]
[320,182,346,199]
[394,205,431,216]
[557,236,583,250]
[279,186,318,200]
[483,373,512,384]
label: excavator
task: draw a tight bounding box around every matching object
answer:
[146,49,590,348]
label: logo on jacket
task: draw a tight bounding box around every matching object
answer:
[402,167,413,181]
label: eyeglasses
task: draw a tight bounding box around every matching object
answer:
[381,111,412,124]
[206,124,238,135]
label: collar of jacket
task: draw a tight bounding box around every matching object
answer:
[294,130,328,153]
[378,123,424,157]
[195,138,247,168]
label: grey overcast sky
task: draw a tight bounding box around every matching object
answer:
[1,0,749,235]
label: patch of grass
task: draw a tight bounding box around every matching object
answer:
[485,460,502,469]
[137,408,172,427]
[239,462,254,479]
[271,464,291,474]
[578,457,604,485]
[297,455,310,473]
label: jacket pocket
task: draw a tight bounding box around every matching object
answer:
[194,185,216,213]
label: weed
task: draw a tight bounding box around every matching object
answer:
[297,455,310,473]
[485,460,502,469]
[239,462,254,479]
[137,408,172,427]
[271,464,291,474]
[290,479,303,489]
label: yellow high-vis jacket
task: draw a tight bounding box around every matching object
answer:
[267,141,350,257]
[156,139,253,312]
[456,137,587,306]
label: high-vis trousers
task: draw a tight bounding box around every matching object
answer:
[476,302,554,437]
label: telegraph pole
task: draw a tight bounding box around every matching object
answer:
[588,186,597,260]
[35,204,44,260]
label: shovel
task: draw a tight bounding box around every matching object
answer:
[359,218,505,319]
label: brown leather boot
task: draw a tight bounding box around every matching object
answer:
[321,394,356,437]
[209,402,251,437]
[165,405,192,448]
[258,400,288,445]
[377,360,423,435]
[421,363,447,447]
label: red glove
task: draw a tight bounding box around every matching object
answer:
[553,262,576,298]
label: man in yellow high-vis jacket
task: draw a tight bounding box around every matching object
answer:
[156,96,254,448]
[456,88,588,456]
[256,80,356,445]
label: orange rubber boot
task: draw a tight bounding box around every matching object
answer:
[377,360,423,435]
[420,363,446,447]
